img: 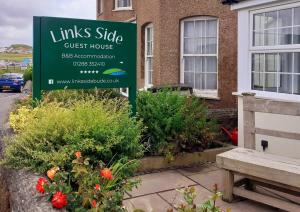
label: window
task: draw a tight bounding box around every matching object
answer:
[251,4,300,95]
[181,17,218,96]
[115,0,132,10]
[145,24,153,88]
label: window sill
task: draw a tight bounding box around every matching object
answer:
[193,91,220,100]
[112,8,133,12]
[233,91,300,103]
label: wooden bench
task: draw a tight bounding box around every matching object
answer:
[217,147,300,211]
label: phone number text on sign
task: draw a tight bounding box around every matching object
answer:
[72,62,106,67]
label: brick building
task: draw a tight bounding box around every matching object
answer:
[97,0,238,109]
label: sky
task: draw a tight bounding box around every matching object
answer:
[0,0,96,47]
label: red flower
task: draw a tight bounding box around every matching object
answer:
[91,199,97,208]
[94,184,101,190]
[75,151,81,158]
[36,178,48,194]
[100,168,113,180]
[51,191,68,209]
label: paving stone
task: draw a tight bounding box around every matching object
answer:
[129,170,196,197]
[177,163,220,176]
[189,169,244,192]
[123,194,172,212]
[158,185,227,209]
[189,169,225,192]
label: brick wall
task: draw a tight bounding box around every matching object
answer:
[97,0,238,109]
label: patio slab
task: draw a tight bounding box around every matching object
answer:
[124,164,280,212]
[123,194,172,212]
[129,170,196,197]
[189,169,225,192]
[177,162,220,176]
[158,185,226,209]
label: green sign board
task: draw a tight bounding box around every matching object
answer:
[33,16,137,113]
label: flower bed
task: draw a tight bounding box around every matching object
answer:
[1,89,225,210]
[1,93,143,210]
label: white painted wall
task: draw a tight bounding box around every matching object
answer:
[234,0,300,159]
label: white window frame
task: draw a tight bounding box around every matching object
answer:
[248,1,300,100]
[180,16,219,98]
[97,0,103,14]
[145,23,154,88]
[114,0,132,11]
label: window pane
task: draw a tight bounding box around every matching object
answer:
[264,29,277,46]
[278,9,292,27]
[253,31,264,46]
[146,58,153,71]
[206,73,217,89]
[148,71,153,84]
[278,74,292,94]
[195,73,205,89]
[205,38,217,54]
[195,20,205,37]
[279,53,293,73]
[294,75,300,95]
[295,53,300,73]
[252,72,264,90]
[265,11,277,29]
[295,7,300,26]
[118,0,130,7]
[254,13,264,31]
[252,54,264,72]
[195,38,205,54]
[265,73,277,92]
[206,57,217,73]
[279,27,292,45]
[195,57,204,73]
[293,27,300,44]
[184,21,194,37]
[184,72,194,87]
[184,57,194,72]
[184,38,194,54]
[147,41,153,55]
[207,20,217,37]
[265,53,278,73]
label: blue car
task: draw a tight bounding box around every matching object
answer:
[0,73,24,92]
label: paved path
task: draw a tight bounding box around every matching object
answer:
[0,92,23,155]
[123,163,281,212]
[0,92,22,130]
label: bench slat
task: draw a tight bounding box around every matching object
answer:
[217,148,300,188]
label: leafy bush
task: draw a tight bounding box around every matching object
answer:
[23,66,32,82]
[137,90,218,156]
[3,98,143,173]
[42,89,121,104]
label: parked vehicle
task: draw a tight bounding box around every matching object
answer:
[0,73,24,92]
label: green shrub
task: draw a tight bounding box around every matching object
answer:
[23,66,32,82]
[3,98,143,173]
[137,90,218,156]
[42,89,121,104]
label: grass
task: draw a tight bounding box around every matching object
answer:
[0,53,32,62]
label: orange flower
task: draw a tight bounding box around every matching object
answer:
[94,184,101,190]
[75,151,81,158]
[100,168,113,180]
[36,177,48,194]
[47,167,59,180]
[91,199,97,208]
